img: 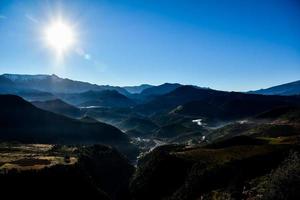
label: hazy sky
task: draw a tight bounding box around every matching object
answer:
[0,0,299,91]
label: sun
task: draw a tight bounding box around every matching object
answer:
[44,20,75,54]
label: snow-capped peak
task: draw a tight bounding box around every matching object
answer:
[2,74,55,81]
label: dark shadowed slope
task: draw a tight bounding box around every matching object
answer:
[32,99,82,118]
[136,86,300,118]
[130,142,300,200]
[0,95,138,158]
[80,116,100,123]
[116,117,159,136]
[0,144,134,200]
[250,80,300,96]
[254,106,299,120]
[135,86,213,114]
[172,97,300,122]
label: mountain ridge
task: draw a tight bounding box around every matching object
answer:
[1,73,130,95]
[250,80,300,96]
[123,84,153,94]
[2,73,300,96]
[0,94,138,159]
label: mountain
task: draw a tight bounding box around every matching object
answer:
[140,83,182,96]
[0,75,56,101]
[250,80,300,95]
[15,90,56,101]
[59,90,136,108]
[135,86,222,115]
[129,95,300,200]
[0,75,15,89]
[254,106,299,120]
[32,99,82,118]
[1,73,130,95]
[125,83,183,104]
[130,139,300,200]
[123,84,153,94]
[0,144,134,200]
[0,94,137,158]
[82,107,137,125]
[154,122,200,139]
[206,106,300,143]
[116,117,159,137]
[171,97,300,124]
[136,86,300,119]
[79,116,101,123]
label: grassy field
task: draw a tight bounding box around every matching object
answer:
[0,143,77,172]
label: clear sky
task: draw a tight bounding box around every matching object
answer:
[0,0,299,91]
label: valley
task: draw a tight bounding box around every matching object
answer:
[0,74,300,199]
[1,0,300,199]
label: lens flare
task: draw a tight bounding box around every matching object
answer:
[44,20,75,54]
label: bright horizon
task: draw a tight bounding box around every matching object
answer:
[0,0,299,91]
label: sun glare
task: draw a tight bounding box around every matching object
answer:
[44,21,75,54]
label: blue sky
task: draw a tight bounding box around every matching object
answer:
[0,0,299,91]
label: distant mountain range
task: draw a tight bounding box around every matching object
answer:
[1,73,299,104]
[0,74,185,104]
[1,73,130,95]
[1,73,299,133]
[250,80,300,95]
[0,74,182,97]
[140,83,182,96]
[58,90,136,108]
[123,84,153,94]
[0,75,56,101]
